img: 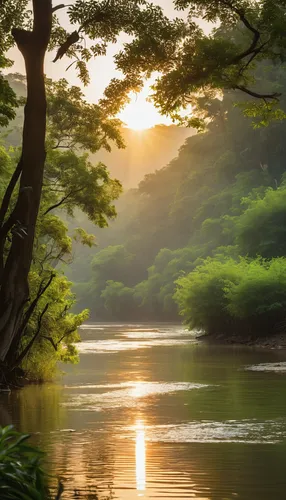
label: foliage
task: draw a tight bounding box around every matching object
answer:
[21,270,89,381]
[44,149,122,226]
[0,2,29,125]
[2,0,184,114]
[46,78,124,153]
[175,257,286,337]
[234,186,286,258]
[145,1,286,126]
[0,425,50,499]
[101,281,135,319]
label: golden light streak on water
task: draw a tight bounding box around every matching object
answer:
[135,419,146,495]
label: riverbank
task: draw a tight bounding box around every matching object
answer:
[199,331,286,350]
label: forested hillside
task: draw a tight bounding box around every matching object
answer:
[73,64,286,337]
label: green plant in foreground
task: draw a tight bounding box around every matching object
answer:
[0,425,57,499]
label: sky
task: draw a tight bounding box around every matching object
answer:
[9,1,192,129]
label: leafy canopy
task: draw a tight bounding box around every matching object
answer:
[147,1,286,127]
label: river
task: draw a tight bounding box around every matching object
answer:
[2,323,286,499]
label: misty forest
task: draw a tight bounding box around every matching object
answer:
[2,1,286,499]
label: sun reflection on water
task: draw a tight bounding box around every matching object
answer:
[135,420,146,495]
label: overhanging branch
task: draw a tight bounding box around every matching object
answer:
[52,3,72,13]
[234,84,281,100]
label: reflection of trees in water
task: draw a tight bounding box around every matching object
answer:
[8,384,65,435]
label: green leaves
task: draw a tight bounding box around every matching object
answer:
[145,1,286,127]
[234,186,286,258]
[46,78,124,153]
[43,149,122,226]
[0,1,30,126]
[0,425,49,500]
[175,256,286,337]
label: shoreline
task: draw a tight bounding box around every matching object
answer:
[198,332,286,350]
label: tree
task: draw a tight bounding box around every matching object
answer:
[0,0,181,367]
[0,73,124,376]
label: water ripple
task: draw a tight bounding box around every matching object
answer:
[244,362,286,372]
[77,338,196,353]
[62,381,210,411]
[124,419,286,444]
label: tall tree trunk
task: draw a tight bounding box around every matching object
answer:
[0,0,52,362]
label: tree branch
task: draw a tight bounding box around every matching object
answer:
[20,272,55,335]
[234,84,281,100]
[57,327,76,346]
[52,3,72,13]
[218,0,265,67]
[41,325,76,352]
[43,187,84,215]
[41,335,58,350]
[14,303,50,367]
[5,273,55,363]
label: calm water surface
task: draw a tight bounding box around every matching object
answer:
[2,323,286,499]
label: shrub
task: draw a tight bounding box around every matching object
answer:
[175,257,286,337]
[225,258,286,335]
[174,257,243,335]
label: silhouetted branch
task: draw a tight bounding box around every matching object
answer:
[234,84,281,100]
[52,3,71,13]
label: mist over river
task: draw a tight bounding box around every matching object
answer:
[2,324,286,499]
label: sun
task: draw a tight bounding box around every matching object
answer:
[118,82,172,131]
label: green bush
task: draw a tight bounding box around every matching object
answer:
[175,257,286,337]
[174,257,243,335]
[225,258,286,335]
